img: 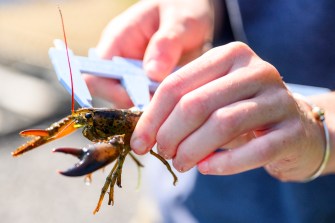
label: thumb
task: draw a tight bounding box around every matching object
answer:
[143,28,183,82]
[143,0,213,82]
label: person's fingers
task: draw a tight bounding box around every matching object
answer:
[96,1,159,59]
[92,0,214,105]
[197,113,325,182]
[83,75,133,108]
[196,129,283,175]
[143,0,214,81]
[155,65,268,159]
[171,91,289,172]
[89,2,159,106]
[143,30,183,82]
[131,43,253,154]
[220,132,256,149]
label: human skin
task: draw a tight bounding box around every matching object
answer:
[85,0,335,182]
[130,42,335,182]
[84,0,214,108]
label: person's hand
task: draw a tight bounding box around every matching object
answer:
[84,0,214,108]
[130,42,328,182]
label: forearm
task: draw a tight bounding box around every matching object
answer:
[310,91,335,175]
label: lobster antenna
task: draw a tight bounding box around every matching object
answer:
[58,6,75,113]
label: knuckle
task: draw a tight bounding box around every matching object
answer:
[156,131,173,157]
[154,32,182,47]
[229,41,252,52]
[178,93,209,124]
[249,60,276,80]
[264,61,280,77]
[252,61,284,90]
[208,42,256,68]
[262,61,281,81]
[211,109,240,136]
[159,74,185,101]
[226,41,254,58]
[183,16,201,30]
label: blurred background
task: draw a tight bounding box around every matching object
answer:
[0,0,159,222]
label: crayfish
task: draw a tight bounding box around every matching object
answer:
[13,7,177,214]
[12,108,178,214]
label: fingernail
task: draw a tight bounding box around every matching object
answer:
[131,138,147,154]
[198,161,209,175]
[173,159,186,173]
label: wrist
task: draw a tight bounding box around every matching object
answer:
[294,93,331,181]
[309,93,335,176]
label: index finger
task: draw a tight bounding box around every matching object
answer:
[130,42,256,154]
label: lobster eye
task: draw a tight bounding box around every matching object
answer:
[85,113,92,119]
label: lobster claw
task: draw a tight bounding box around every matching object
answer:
[12,115,77,157]
[53,142,121,177]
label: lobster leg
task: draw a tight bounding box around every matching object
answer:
[116,150,125,188]
[92,135,128,214]
[93,160,118,214]
[109,149,129,204]
[129,152,144,189]
[129,152,144,167]
[150,150,178,186]
[93,144,130,214]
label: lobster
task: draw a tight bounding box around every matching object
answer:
[12,8,177,214]
[12,107,177,214]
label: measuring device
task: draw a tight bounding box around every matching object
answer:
[49,39,160,110]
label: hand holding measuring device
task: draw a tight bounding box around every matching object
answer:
[49,39,160,110]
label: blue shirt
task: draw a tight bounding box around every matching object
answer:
[239,0,335,89]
